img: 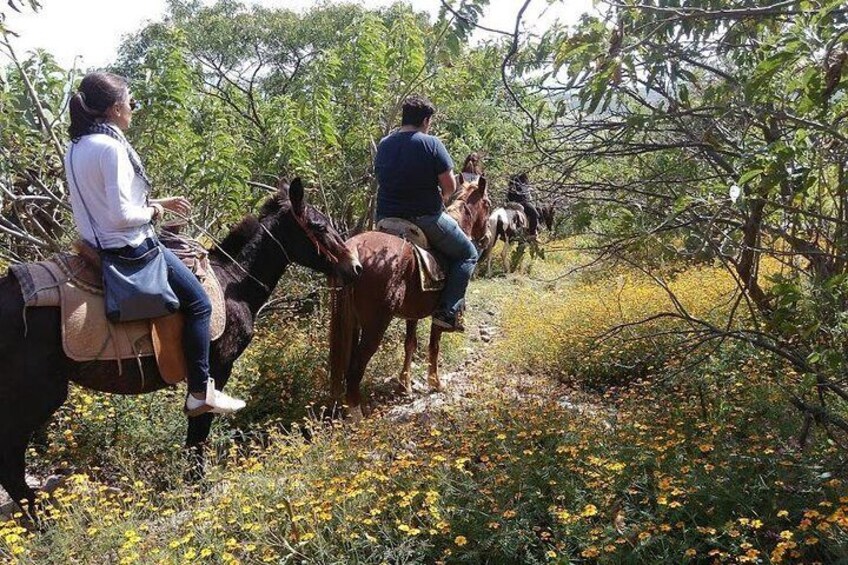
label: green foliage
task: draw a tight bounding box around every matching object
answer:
[2,0,537,260]
[0,46,72,260]
[527,0,848,432]
[6,254,848,564]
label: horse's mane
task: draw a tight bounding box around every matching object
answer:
[215,215,261,258]
[446,182,479,218]
[448,182,478,204]
[213,191,291,258]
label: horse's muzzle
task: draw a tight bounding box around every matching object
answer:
[338,249,363,283]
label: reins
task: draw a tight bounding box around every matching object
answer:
[246,179,341,266]
[176,201,336,295]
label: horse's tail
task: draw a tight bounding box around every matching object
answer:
[328,279,357,401]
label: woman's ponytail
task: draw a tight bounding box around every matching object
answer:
[68,72,129,141]
[69,92,99,140]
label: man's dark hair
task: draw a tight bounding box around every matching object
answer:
[401,95,436,127]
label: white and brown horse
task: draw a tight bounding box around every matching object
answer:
[478,204,529,275]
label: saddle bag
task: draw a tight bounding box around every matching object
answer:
[101,243,180,323]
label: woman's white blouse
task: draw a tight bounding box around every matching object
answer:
[65,133,154,249]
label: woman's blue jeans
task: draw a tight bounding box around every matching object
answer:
[410,212,478,317]
[112,238,212,393]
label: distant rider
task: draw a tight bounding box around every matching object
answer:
[507,172,540,238]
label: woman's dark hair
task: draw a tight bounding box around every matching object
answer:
[401,95,436,127]
[68,72,128,140]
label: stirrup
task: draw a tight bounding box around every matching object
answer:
[185,378,246,417]
[432,310,465,333]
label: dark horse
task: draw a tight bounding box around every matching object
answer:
[538,203,556,232]
[0,178,362,516]
[328,179,491,419]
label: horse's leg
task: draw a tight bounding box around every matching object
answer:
[427,326,444,391]
[0,441,36,519]
[398,320,418,395]
[502,237,511,273]
[473,246,490,280]
[0,307,68,520]
[345,318,390,421]
[184,413,214,481]
[184,360,233,482]
[486,242,494,276]
[0,386,67,521]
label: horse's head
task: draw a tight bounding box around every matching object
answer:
[276,178,363,282]
[458,152,483,185]
[448,176,492,247]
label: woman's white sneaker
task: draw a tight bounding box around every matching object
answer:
[185,378,246,416]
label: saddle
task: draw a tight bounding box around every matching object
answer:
[376,218,445,292]
[8,234,226,385]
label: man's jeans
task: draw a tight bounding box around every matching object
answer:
[410,212,478,317]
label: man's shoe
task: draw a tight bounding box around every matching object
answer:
[432,310,465,333]
[185,378,246,416]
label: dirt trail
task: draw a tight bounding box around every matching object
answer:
[378,298,606,427]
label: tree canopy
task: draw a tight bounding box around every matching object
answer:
[0,0,535,262]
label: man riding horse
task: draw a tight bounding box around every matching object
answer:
[507,172,540,238]
[374,95,478,332]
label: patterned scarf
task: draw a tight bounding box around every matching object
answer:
[83,122,152,188]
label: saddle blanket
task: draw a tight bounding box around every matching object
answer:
[376,218,445,292]
[8,248,225,365]
[411,246,445,293]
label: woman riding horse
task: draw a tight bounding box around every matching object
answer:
[457,152,484,187]
[0,75,362,517]
[66,72,243,415]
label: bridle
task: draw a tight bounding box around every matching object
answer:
[187,197,342,293]
[291,209,341,265]
[239,209,340,293]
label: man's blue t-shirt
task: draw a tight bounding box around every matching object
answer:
[375,131,454,219]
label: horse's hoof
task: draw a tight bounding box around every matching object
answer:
[395,379,413,396]
[427,378,442,392]
[347,405,364,423]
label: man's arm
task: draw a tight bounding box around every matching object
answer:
[438,170,456,203]
[432,137,456,203]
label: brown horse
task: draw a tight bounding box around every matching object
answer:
[328,179,491,418]
[0,178,362,517]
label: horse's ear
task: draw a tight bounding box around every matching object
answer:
[290,177,305,216]
[478,176,488,194]
[277,177,290,191]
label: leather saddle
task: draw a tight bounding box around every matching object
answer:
[8,233,226,385]
[376,218,445,292]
